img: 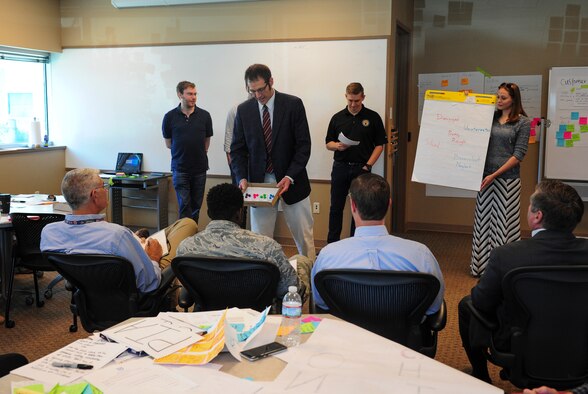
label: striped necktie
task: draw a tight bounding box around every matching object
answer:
[262,105,273,173]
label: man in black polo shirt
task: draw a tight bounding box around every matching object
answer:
[325,82,387,243]
[162,81,213,223]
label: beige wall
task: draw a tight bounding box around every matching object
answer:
[408,0,588,236]
[0,148,66,195]
[60,0,392,47]
[0,0,61,52]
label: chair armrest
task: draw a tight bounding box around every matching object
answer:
[425,299,447,331]
[159,266,175,290]
[463,298,498,331]
[177,287,194,312]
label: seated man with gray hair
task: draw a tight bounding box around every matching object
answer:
[41,168,197,294]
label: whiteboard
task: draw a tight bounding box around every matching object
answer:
[545,67,588,181]
[412,91,495,191]
[48,39,387,180]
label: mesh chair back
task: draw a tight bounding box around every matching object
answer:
[10,213,64,269]
[501,265,588,388]
[314,269,440,346]
[172,255,280,312]
[45,253,140,332]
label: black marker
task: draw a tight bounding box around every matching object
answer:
[51,362,94,370]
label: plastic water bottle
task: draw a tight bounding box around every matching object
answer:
[281,285,302,347]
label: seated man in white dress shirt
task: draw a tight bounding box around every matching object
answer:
[311,173,445,314]
[41,168,196,294]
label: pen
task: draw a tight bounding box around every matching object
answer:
[51,362,94,370]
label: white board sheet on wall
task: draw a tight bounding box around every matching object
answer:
[484,75,542,120]
[545,67,588,181]
[412,90,495,191]
[48,39,387,180]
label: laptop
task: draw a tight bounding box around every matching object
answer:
[115,152,143,175]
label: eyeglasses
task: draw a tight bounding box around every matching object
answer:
[92,183,109,193]
[248,83,268,95]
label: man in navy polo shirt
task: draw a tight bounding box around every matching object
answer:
[162,81,213,223]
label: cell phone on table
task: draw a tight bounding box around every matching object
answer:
[240,341,287,361]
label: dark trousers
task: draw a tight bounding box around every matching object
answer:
[327,161,366,244]
[458,296,492,382]
[172,171,206,223]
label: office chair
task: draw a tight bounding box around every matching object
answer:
[171,255,280,312]
[0,353,28,377]
[45,253,176,333]
[5,213,65,328]
[463,265,588,390]
[313,269,446,357]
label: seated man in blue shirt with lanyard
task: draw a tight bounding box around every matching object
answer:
[311,173,445,314]
[41,168,197,294]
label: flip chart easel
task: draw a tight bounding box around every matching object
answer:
[411,90,496,191]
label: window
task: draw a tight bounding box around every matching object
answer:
[0,49,49,148]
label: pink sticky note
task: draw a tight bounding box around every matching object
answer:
[302,316,322,323]
[580,117,588,125]
[564,132,573,139]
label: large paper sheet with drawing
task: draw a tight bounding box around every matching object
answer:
[265,318,501,393]
[412,90,496,191]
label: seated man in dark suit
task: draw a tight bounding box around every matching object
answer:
[459,179,588,382]
[41,168,197,295]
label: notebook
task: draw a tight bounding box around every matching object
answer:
[115,152,143,175]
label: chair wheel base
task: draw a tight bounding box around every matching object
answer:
[69,324,78,332]
[44,289,53,299]
[36,300,45,308]
[5,319,15,328]
[25,296,34,306]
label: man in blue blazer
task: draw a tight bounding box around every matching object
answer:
[230,64,316,260]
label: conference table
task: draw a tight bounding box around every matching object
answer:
[0,196,68,303]
[0,313,502,393]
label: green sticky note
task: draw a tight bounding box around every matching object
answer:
[300,322,316,334]
[581,125,588,132]
[565,140,574,147]
[48,382,102,394]
[573,133,581,141]
[476,67,492,77]
[13,383,45,394]
[567,124,575,131]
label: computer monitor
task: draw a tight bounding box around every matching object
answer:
[115,152,143,175]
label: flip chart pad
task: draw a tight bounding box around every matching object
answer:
[412,90,496,191]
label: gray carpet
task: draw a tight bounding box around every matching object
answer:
[0,231,516,392]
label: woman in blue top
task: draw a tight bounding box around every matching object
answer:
[470,82,531,276]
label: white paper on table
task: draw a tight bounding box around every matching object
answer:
[168,363,263,394]
[338,132,360,146]
[267,318,502,394]
[84,356,199,394]
[11,338,127,387]
[288,258,297,271]
[100,316,203,358]
[243,315,280,351]
[224,306,271,361]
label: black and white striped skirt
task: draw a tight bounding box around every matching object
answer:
[470,178,521,276]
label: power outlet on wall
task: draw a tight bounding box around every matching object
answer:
[312,202,320,214]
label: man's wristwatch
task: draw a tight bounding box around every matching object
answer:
[364,164,372,171]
